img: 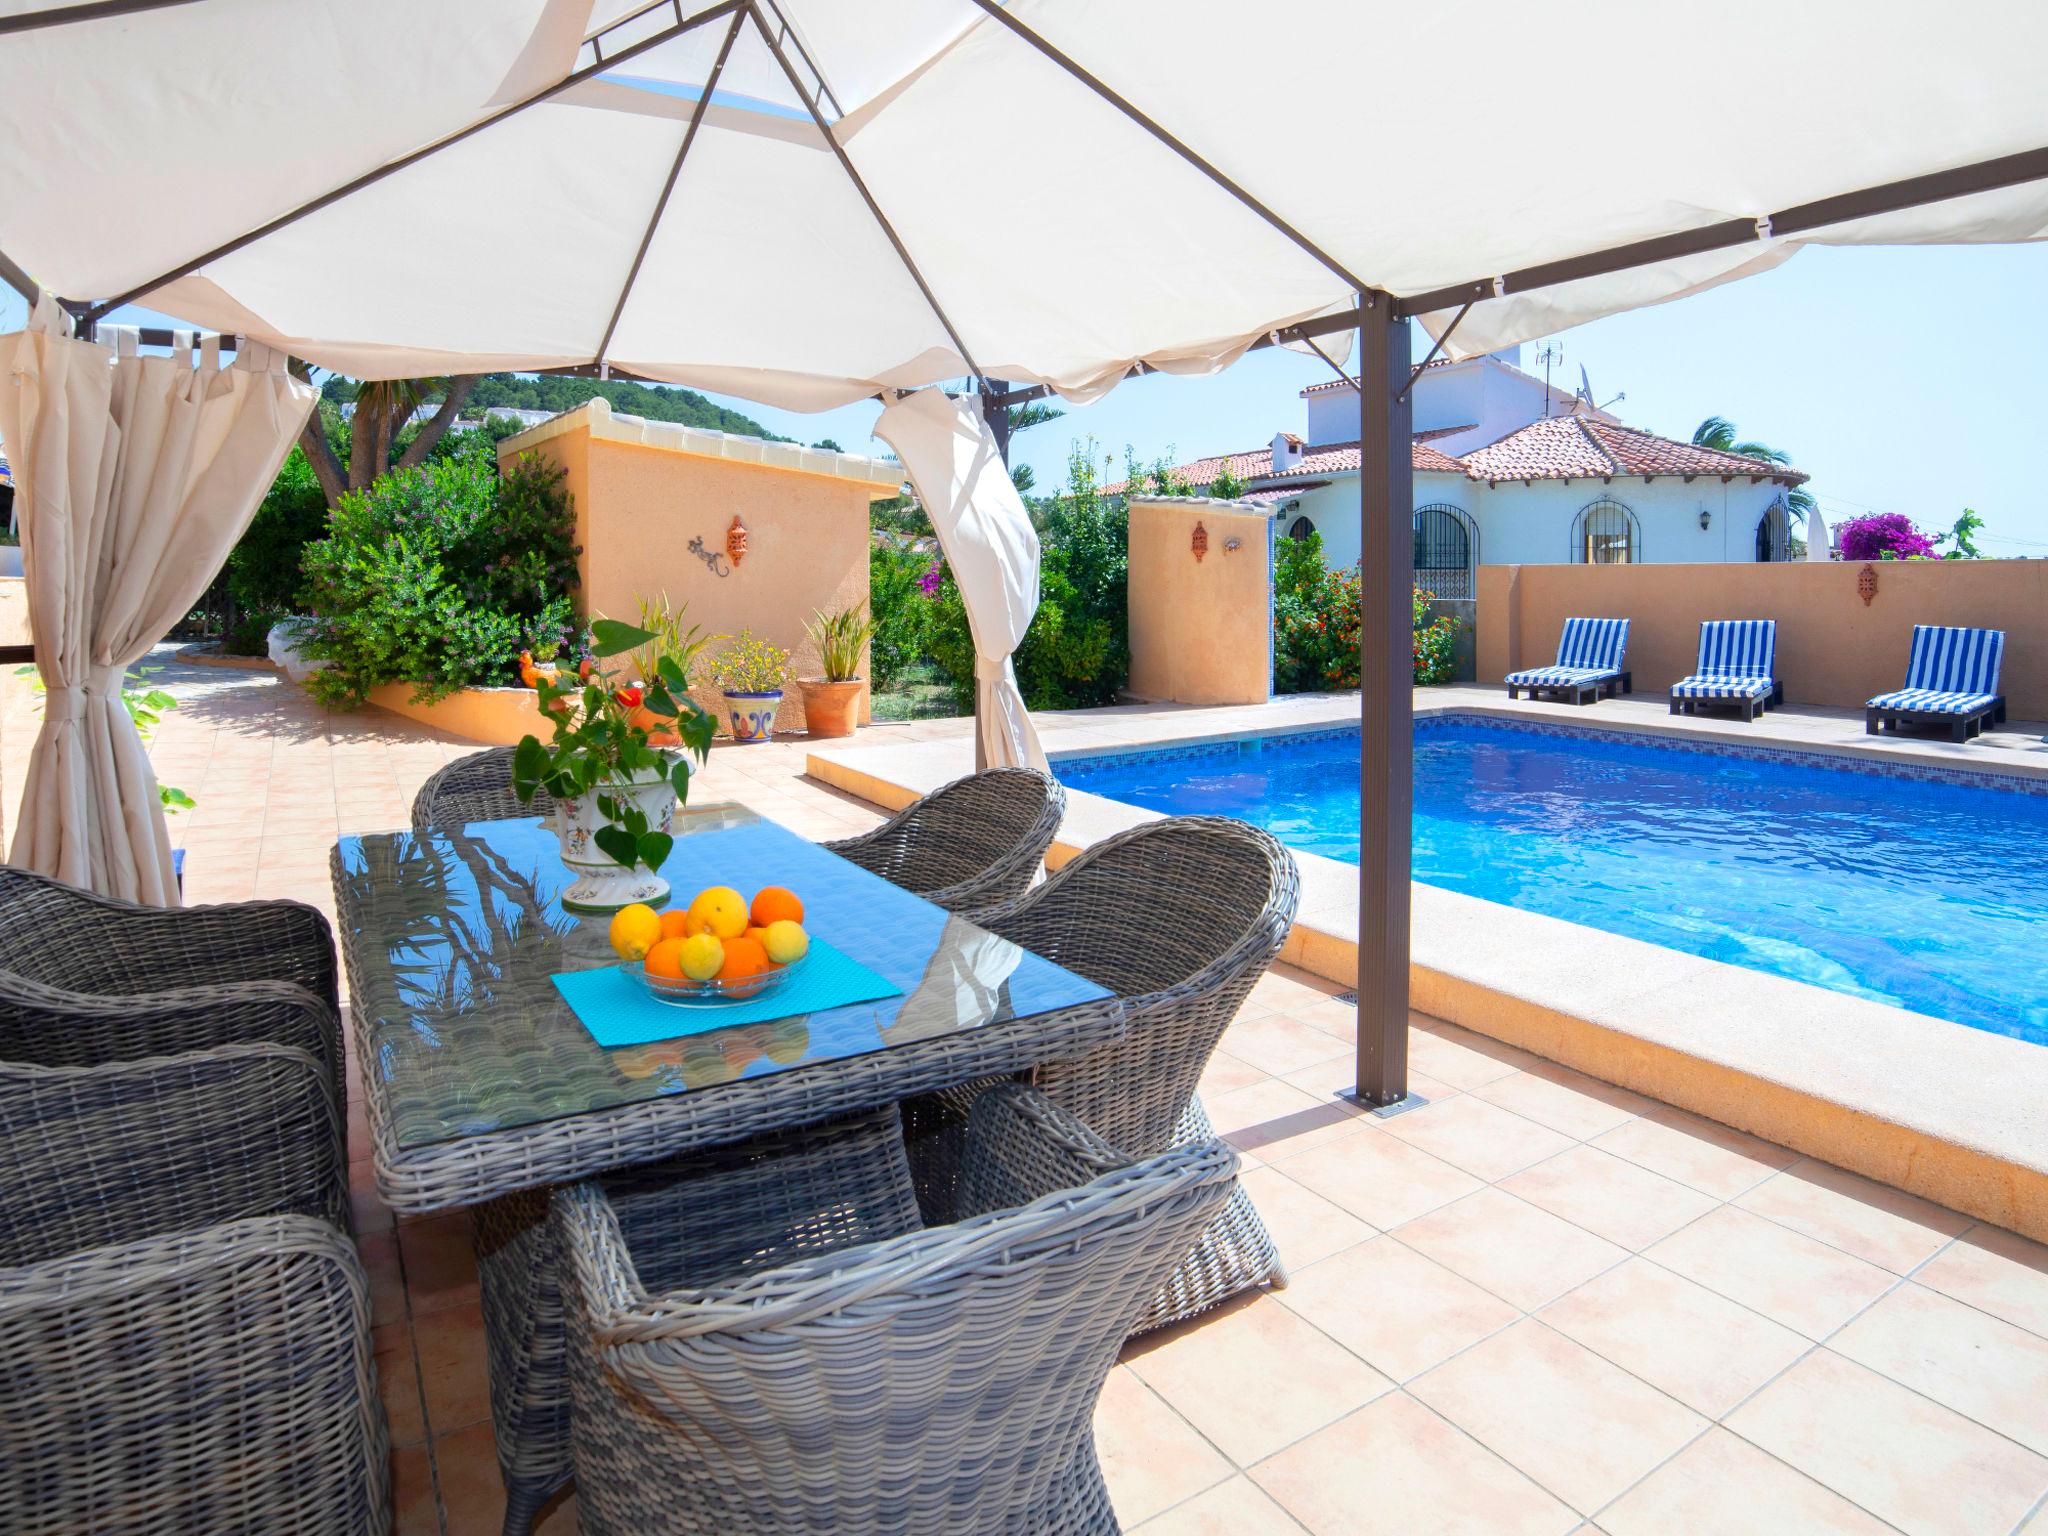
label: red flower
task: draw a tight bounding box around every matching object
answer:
[613,686,644,710]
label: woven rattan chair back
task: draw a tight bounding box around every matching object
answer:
[982,815,1300,1154]
[823,766,1064,914]
[410,747,554,834]
[552,1105,1236,1536]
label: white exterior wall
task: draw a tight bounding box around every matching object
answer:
[1269,473,1795,573]
[1301,349,1591,454]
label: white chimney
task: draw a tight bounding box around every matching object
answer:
[1271,431,1305,474]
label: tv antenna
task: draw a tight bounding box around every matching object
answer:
[1534,341,1564,416]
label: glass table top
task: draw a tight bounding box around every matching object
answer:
[334,804,1111,1150]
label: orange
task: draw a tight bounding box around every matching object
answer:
[688,886,749,940]
[715,933,770,981]
[750,886,804,927]
[658,909,693,941]
[644,936,689,980]
[682,909,710,939]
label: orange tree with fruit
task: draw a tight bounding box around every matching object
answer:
[510,617,717,878]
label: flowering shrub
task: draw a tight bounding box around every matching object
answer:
[708,629,790,693]
[868,539,935,690]
[1274,531,1362,692]
[1413,589,1464,685]
[299,445,580,708]
[1838,512,1936,562]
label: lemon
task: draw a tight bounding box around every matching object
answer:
[608,903,662,960]
[688,885,749,940]
[678,932,725,981]
[762,919,809,965]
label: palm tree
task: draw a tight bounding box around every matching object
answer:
[1692,416,1815,516]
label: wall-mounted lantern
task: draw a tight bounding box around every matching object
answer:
[1698,507,1712,531]
[1191,521,1208,562]
[1858,564,1878,606]
[1223,536,1243,554]
[726,514,749,566]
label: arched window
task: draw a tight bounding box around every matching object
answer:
[1285,515,1315,541]
[1412,504,1478,598]
[1754,501,1791,562]
[1573,497,1638,564]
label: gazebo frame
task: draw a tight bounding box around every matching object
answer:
[4,0,2046,1111]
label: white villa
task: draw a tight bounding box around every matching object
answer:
[1125,347,1810,596]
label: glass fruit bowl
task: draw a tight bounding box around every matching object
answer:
[622,950,808,1008]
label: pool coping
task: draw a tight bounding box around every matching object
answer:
[807,691,2048,1241]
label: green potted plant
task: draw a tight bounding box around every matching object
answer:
[510,618,716,912]
[709,629,790,743]
[622,591,715,747]
[798,602,875,738]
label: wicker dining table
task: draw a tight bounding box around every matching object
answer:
[330,802,1122,1216]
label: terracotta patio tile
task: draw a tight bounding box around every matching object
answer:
[1395,1189,1629,1311]
[1646,1206,1897,1340]
[1408,1319,1709,1515]
[1244,967,1348,1018]
[1735,1159,1970,1274]
[412,1301,493,1433]
[1598,1428,1895,1535]
[1830,1282,2048,1455]
[1501,1144,1719,1251]
[374,1322,427,1449]
[1726,1350,2048,1536]
[1280,1052,1459,1106]
[1253,1393,1580,1536]
[1204,1079,1369,1162]
[1126,1294,1393,1465]
[396,1212,479,1317]
[1375,1093,1576,1182]
[532,1492,581,1534]
[1470,1061,1652,1140]
[1094,1366,1235,1527]
[1275,1126,1484,1231]
[1288,996,1359,1043]
[359,1227,408,1328]
[1222,1011,1353,1077]
[1593,1105,1797,1201]
[1237,1164,1376,1270]
[1406,1024,1537,1090]
[1196,1048,1267,1099]
[1133,1476,1307,1534]
[429,1420,510,1536]
[389,1443,438,1536]
[1277,1236,1519,1383]
[1911,1224,2048,1340]
[1537,1257,1811,1418]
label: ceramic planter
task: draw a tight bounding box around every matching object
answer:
[798,678,864,738]
[723,689,783,743]
[551,762,677,912]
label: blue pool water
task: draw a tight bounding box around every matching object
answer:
[1055,718,2048,1041]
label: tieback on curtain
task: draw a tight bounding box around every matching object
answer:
[42,665,123,722]
[974,655,1008,682]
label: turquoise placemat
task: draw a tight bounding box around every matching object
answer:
[552,937,903,1048]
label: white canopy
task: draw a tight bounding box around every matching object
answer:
[3,0,2046,407]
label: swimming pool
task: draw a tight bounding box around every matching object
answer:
[1055,717,2048,1041]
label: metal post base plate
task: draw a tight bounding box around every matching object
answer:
[1339,1089,1430,1119]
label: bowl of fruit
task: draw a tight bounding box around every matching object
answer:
[607,884,811,1008]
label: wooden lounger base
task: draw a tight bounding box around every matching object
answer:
[1505,672,1631,707]
[1865,697,2006,744]
[1669,681,1783,724]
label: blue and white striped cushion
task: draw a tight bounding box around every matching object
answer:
[1555,617,1629,673]
[1866,689,2001,716]
[1692,619,1775,680]
[1505,665,1617,688]
[1671,673,1776,701]
[1900,625,2004,696]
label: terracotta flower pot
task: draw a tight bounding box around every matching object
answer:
[799,678,864,738]
[627,702,681,747]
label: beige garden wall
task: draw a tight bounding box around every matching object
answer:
[1127,495,1272,706]
[1477,559,2048,717]
[501,401,902,734]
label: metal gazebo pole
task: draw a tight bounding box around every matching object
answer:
[1352,291,1418,1112]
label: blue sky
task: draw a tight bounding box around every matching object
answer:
[8,241,2042,552]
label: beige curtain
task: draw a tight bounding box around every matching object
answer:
[0,297,313,903]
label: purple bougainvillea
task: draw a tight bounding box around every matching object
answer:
[1836,512,1936,562]
[917,560,944,597]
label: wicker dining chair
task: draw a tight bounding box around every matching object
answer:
[823,766,1064,914]
[551,1088,1237,1536]
[0,1043,387,1533]
[411,746,555,834]
[0,865,344,1118]
[906,815,1301,1335]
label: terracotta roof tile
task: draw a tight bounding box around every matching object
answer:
[1457,414,1808,486]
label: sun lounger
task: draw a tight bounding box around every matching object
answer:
[1503,617,1630,705]
[1669,619,1782,722]
[1865,625,2006,742]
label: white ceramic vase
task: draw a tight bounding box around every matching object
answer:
[552,764,678,913]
